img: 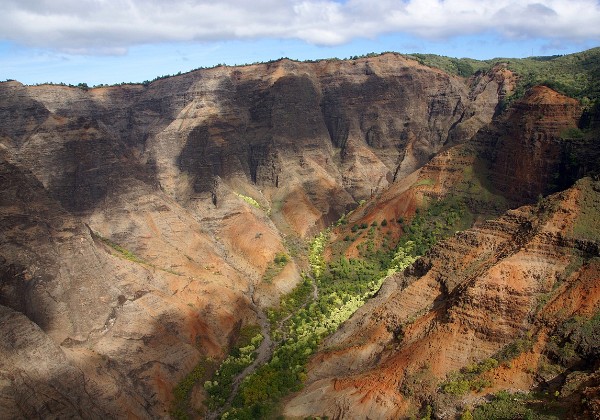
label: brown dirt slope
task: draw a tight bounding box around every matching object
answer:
[285,177,600,419]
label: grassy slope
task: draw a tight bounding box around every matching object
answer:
[409,47,600,103]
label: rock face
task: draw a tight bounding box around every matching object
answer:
[341,85,590,233]
[284,178,600,419]
[0,55,507,226]
[2,52,598,419]
[0,156,262,417]
[281,84,600,418]
[0,55,510,417]
[488,86,582,202]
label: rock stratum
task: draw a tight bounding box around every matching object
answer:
[283,84,600,419]
[0,51,598,418]
[285,177,600,419]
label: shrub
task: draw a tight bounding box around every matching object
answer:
[274,253,288,266]
[235,192,262,210]
[559,127,585,140]
[472,391,533,420]
[442,379,471,395]
[494,338,533,363]
[460,410,474,420]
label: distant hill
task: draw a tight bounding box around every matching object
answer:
[409,47,600,104]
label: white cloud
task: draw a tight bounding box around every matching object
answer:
[0,0,599,54]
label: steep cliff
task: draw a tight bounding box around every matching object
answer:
[488,86,582,202]
[0,54,508,228]
[282,83,600,419]
[0,154,265,417]
[0,54,510,417]
[1,50,599,419]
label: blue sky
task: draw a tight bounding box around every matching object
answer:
[1,0,599,86]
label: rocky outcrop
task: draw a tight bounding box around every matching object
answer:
[0,54,510,225]
[0,153,272,417]
[487,86,582,202]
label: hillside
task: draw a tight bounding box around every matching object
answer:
[283,83,600,419]
[411,46,600,103]
[1,48,599,419]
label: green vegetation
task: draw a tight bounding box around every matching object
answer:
[335,212,349,226]
[268,275,314,323]
[397,197,472,256]
[413,178,436,187]
[217,211,439,416]
[498,49,600,103]
[93,232,147,264]
[204,325,264,410]
[411,47,600,105]
[217,197,474,416]
[441,358,497,395]
[273,252,288,265]
[407,54,489,77]
[308,230,328,278]
[235,192,262,210]
[202,194,483,417]
[545,310,600,369]
[261,264,281,284]
[400,365,436,399]
[262,253,290,283]
[470,390,565,420]
[560,127,585,140]
[493,337,535,365]
[571,179,600,241]
[221,231,398,417]
[171,357,216,419]
[387,240,418,276]
[442,336,535,397]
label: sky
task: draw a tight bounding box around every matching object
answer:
[1,0,599,86]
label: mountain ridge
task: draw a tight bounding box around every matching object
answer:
[1,48,599,418]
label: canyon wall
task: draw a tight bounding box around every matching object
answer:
[285,177,600,419]
[0,54,509,417]
[284,85,600,419]
[1,52,598,418]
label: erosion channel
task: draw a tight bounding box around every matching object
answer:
[195,204,461,419]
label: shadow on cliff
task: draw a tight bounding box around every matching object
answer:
[47,136,158,213]
[176,74,329,195]
[0,300,223,419]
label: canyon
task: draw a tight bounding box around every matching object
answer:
[0,50,599,418]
